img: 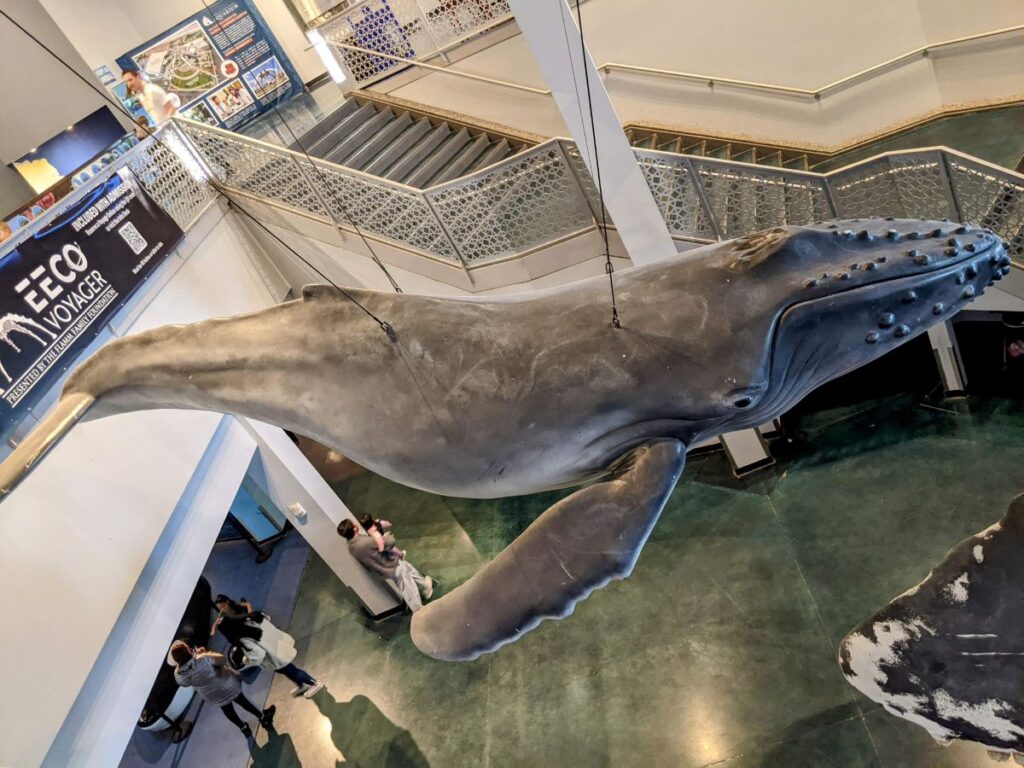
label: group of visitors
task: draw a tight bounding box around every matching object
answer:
[168,593,323,741]
[168,506,433,744]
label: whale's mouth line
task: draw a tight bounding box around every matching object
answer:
[759,238,1003,416]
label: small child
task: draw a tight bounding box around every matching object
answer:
[359,513,405,560]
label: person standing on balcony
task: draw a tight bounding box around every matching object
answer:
[122,68,179,124]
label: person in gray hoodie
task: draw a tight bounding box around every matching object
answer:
[169,641,275,738]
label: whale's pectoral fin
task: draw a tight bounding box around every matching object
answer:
[410,438,686,661]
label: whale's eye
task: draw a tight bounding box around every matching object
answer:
[733,397,752,409]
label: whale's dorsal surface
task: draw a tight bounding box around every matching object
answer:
[0,219,1009,660]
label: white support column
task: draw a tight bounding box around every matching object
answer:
[927,320,967,396]
[507,0,677,265]
[242,419,401,617]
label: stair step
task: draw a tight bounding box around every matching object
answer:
[343,111,414,170]
[732,147,755,164]
[363,119,431,177]
[384,122,452,183]
[783,154,810,171]
[707,143,732,159]
[404,127,471,187]
[427,133,491,185]
[468,138,511,173]
[291,99,359,151]
[657,137,682,153]
[324,108,394,165]
[308,102,376,158]
[681,140,706,157]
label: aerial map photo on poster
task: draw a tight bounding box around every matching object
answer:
[130,21,229,106]
[116,0,302,131]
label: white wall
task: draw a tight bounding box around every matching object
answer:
[0,196,401,766]
[378,0,1024,147]
[39,0,326,84]
[0,0,119,163]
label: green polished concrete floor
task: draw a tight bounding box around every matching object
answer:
[252,394,1024,768]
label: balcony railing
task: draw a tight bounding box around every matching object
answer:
[10,117,1017,280]
[169,116,1024,269]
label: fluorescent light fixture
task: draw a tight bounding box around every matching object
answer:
[306,29,347,85]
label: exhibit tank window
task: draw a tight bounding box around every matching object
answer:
[306,29,347,84]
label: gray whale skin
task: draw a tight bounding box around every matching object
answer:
[0,218,1009,661]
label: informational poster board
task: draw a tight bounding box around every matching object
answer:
[115,0,302,131]
[0,169,183,439]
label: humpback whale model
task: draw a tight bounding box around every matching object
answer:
[0,218,1010,661]
[841,493,1024,762]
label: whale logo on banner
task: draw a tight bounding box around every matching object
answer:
[0,169,183,440]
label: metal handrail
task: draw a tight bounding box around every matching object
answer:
[327,21,1023,101]
[601,24,1024,100]
[328,41,551,95]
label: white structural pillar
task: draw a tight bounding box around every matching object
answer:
[508,0,771,473]
[507,0,676,265]
[927,320,967,396]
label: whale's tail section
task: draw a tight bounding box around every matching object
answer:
[0,391,94,498]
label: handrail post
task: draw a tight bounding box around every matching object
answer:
[939,151,967,223]
[557,140,602,228]
[422,190,476,285]
[287,153,339,226]
[821,176,840,219]
[684,157,723,241]
[410,0,451,64]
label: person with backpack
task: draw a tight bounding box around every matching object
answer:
[212,595,324,698]
[169,641,274,739]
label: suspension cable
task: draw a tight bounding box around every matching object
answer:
[0,7,398,341]
[567,0,621,329]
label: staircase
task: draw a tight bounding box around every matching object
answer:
[289,96,530,188]
[626,125,827,171]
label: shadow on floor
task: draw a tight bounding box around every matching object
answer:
[312,690,430,768]
[250,729,304,768]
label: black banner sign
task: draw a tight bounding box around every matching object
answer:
[0,169,184,440]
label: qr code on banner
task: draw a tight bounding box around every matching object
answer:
[118,221,148,255]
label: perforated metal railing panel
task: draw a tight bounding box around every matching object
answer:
[425,142,595,263]
[634,152,717,240]
[828,152,957,221]
[307,155,460,261]
[318,0,511,88]
[946,155,1024,259]
[166,116,1024,270]
[127,128,218,230]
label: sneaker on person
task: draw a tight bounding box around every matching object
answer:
[240,724,253,739]
[290,683,310,697]
[303,681,325,699]
[260,704,276,729]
